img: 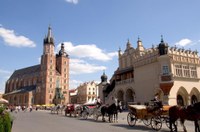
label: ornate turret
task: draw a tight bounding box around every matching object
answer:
[137,37,144,51]
[101,71,108,83]
[118,47,122,57]
[43,26,54,45]
[158,35,168,55]
[57,43,68,57]
[126,39,132,49]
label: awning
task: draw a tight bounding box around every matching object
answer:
[0,98,9,104]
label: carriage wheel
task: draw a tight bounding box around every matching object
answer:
[151,116,162,131]
[82,111,88,119]
[164,116,170,128]
[143,117,151,126]
[127,112,137,126]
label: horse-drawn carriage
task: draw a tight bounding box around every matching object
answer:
[127,102,171,131]
[64,104,82,117]
[80,104,101,120]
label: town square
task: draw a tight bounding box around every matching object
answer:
[0,0,200,132]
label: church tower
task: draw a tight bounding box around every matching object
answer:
[56,43,70,104]
[40,26,56,104]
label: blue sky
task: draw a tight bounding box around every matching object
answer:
[0,0,200,93]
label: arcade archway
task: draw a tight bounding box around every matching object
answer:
[126,89,134,103]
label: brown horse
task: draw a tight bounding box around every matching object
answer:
[169,102,200,132]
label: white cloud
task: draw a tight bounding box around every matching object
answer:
[70,58,106,75]
[0,27,36,48]
[69,79,83,89]
[57,42,118,61]
[65,0,79,4]
[0,69,11,74]
[175,38,192,47]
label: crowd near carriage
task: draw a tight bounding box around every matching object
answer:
[127,101,171,131]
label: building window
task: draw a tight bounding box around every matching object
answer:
[162,65,169,75]
[183,65,190,77]
[175,64,182,77]
[190,66,197,78]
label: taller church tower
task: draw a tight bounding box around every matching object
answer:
[40,26,56,104]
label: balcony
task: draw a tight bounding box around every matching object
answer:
[116,78,134,85]
[159,73,173,83]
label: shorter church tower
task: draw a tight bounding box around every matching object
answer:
[56,43,70,104]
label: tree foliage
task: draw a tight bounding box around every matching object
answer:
[0,107,12,132]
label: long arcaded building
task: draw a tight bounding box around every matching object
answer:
[99,37,200,107]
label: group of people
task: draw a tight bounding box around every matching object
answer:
[7,105,33,113]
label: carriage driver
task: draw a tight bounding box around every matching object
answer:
[153,93,162,108]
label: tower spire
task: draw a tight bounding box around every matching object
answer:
[47,25,52,38]
[43,26,54,45]
[161,35,164,43]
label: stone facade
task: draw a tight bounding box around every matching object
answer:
[102,37,200,108]
[76,81,98,104]
[3,26,70,106]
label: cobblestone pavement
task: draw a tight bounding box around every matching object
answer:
[11,110,195,132]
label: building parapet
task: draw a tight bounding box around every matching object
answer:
[116,78,134,85]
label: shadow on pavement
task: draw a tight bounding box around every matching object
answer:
[111,124,170,132]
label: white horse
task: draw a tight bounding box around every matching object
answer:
[51,104,65,114]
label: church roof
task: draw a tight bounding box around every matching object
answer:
[4,85,36,95]
[9,65,41,80]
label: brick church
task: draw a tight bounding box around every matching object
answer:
[3,26,70,106]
